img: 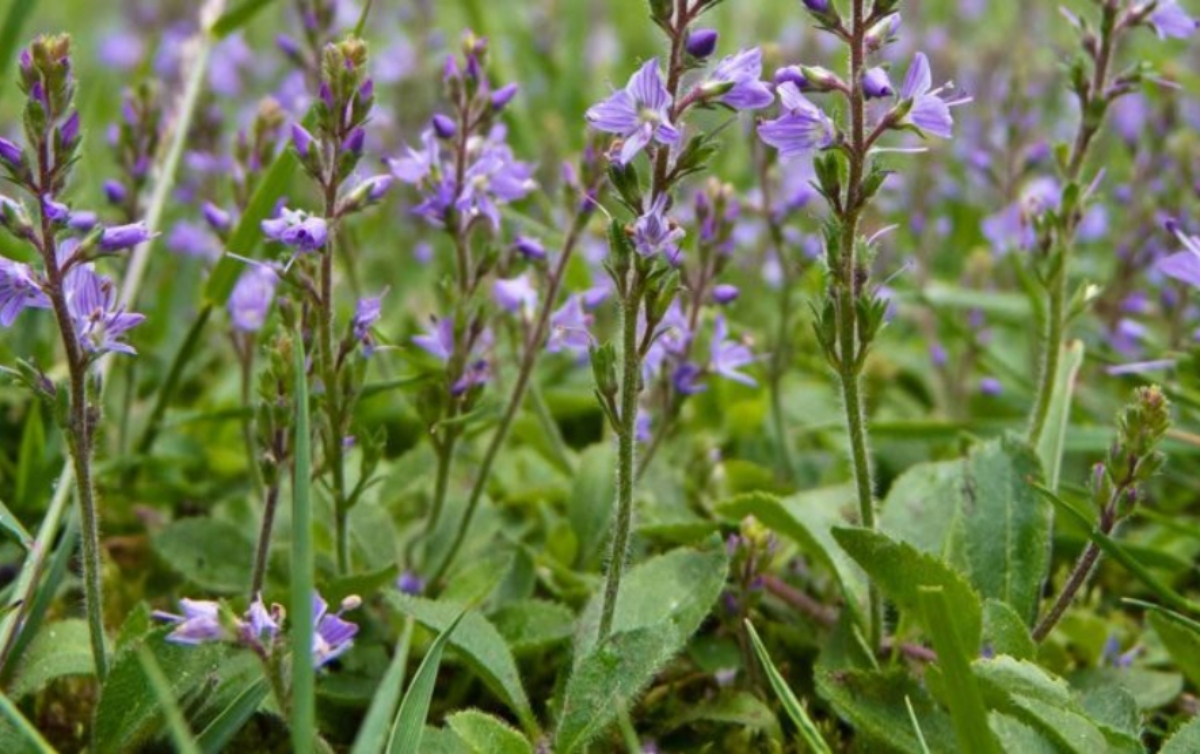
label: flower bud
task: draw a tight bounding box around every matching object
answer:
[291,122,314,157]
[862,67,893,99]
[712,284,740,305]
[431,113,457,139]
[865,13,901,51]
[686,29,719,59]
[490,83,519,112]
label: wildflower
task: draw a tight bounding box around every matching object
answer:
[547,295,593,355]
[686,29,719,59]
[1146,0,1197,39]
[0,137,23,168]
[758,83,837,156]
[203,202,233,232]
[452,359,491,395]
[241,595,281,644]
[99,221,154,251]
[103,180,127,205]
[862,67,893,99]
[65,265,145,356]
[705,48,774,110]
[710,316,756,386]
[353,292,386,352]
[633,194,686,263]
[980,377,1003,396]
[0,258,49,326]
[586,58,681,166]
[291,122,314,157]
[673,362,706,395]
[397,571,426,595]
[228,264,278,333]
[261,208,328,252]
[493,274,538,318]
[456,138,536,230]
[432,113,457,139]
[389,129,441,184]
[413,317,455,362]
[152,599,226,645]
[1157,228,1200,288]
[897,52,970,139]
[712,284,740,305]
[491,83,520,112]
[514,235,547,261]
[312,594,360,668]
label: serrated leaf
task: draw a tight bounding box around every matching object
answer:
[833,527,983,649]
[982,599,1036,661]
[988,713,1058,754]
[1163,715,1200,753]
[386,595,534,733]
[973,656,1106,754]
[491,599,575,654]
[152,518,253,594]
[1077,684,1142,754]
[816,666,957,754]
[718,487,867,625]
[446,709,532,754]
[11,618,93,698]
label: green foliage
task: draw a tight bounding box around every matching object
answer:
[745,620,831,754]
[152,518,253,594]
[446,710,532,754]
[388,612,464,754]
[10,618,93,698]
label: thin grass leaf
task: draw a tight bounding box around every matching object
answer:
[291,331,315,754]
[917,587,1000,754]
[1035,340,1085,491]
[0,0,37,105]
[353,0,374,37]
[14,402,44,516]
[350,618,414,754]
[904,696,932,754]
[0,689,53,753]
[386,611,466,754]
[745,621,832,754]
[196,678,269,754]
[211,0,279,38]
[136,647,201,754]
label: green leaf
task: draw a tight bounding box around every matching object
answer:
[387,612,465,754]
[1035,340,1086,490]
[136,647,202,754]
[567,443,615,567]
[196,678,269,754]
[1076,684,1142,753]
[881,437,1050,622]
[11,618,93,698]
[151,518,253,594]
[14,402,45,520]
[490,599,575,654]
[816,665,957,754]
[1149,610,1200,689]
[575,542,730,659]
[446,710,532,754]
[745,621,831,754]
[555,627,678,753]
[833,527,983,649]
[290,331,316,754]
[351,618,414,754]
[663,690,782,741]
[0,0,37,106]
[386,595,535,734]
[211,0,279,37]
[973,656,1106,754]
[0,690,53,754]
[918,587,1000,754]
[982,600,1036,662]
[203,149,299,304]
[718,488,867,625]
[1163,715,1200,754]
[988,713,1058,754]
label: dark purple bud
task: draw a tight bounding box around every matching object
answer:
[68,210,98,231]
[276,34,302,58]
[18,49,30,72]
[686,28,719,58]
[491,83,519,111]
[60,110,80,144]
[712,284,740,305]
[359,78,374,100]
[431,113,457,139]
[443,55,460,82]
[132,155,150,179]
[980,377,1003,396]
[0,137,24,167]
[202,201,232,232]
[103,180,127,205]
[319,82,334,107]
[802,0,830,11]
[100,221,154,251]
[773,65,808,90]
[862,67,893,99]
[30,82,46,107]
[342,127,366,155]
[397,570,426,595]
[42,195,69,224]
[366,174,394,201]
[514,235,546,260]
[291,122,314,157]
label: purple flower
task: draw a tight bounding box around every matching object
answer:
[452,359,492,396]
[241,595,281,644]
[41,195,70,224]
[1158,229,1200,288]
[431,113,457,139]
[706,48,774,110]
[863,67,893,99]
[712,284,740,305]
[456,138,536,230]
[586,58,681,166]
[166,221,219,261]
[152,599,225,645]
[228,264,278,333]
[758,83,837,156]
[0,259,49,326]
[493,274,538,317]
[897,53,969,139]
[342,127,366,156]
[547,295,593,355]
[100,221,154,251]
[291,122,314,157]
[673,362,706,395]
[262,209,328,252]
[353,292,386,351]
[514,235,547,261]
[389,129,441,184]
[312,594,359,668]
[491,83,520,111]
[802,0,830,12]
[0,137,23,167]
[203,202,233,232]
[634,194,685,263]
[1148,0,1197,39]
[980,377,1003,396]
[397,571,426,596]
[414,317,455,361]
[65,265,145,356]
[103,180,127,205]
[710,316,756,386]
[686,29,719,59]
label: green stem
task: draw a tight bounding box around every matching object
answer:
[290,330,316,754]
[598,277,643,642]
[319,186,349,575]
[1027,274,1065,447]
[250,482,281,597]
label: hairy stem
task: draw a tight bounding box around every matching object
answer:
[250,477,282,597]
[598,276,644,641]
[319,183,349,574]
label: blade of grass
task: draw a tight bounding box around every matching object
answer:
[0,689,54,753]
[0,0,37,105]
[745,620,832,754]
[137,647,202,754]
[917,586,1000,754]
[350,617,415,754]
[291,330,315,754]
[211,0,279,38]
[1035,340,1085,491]
[386,611,466,754]
[904,696,933,754]
[196,677,270,754]
[2,514,78,684]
